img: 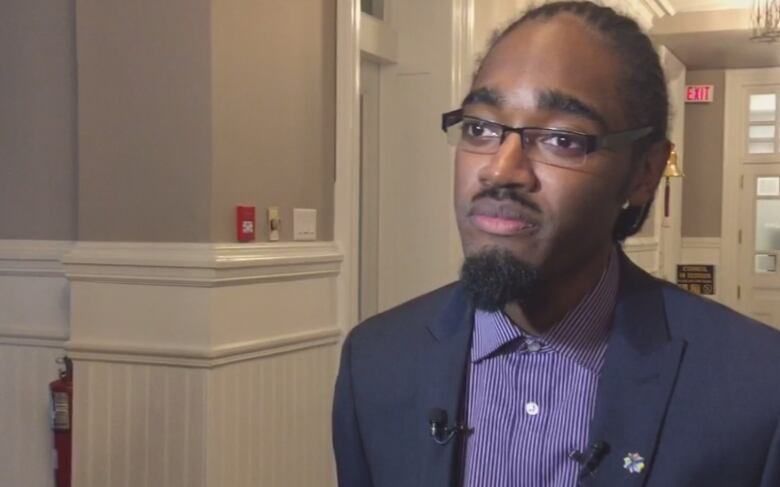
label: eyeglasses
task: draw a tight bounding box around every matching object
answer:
[441,108,653,168]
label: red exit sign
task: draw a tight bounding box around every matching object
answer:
[685,84,714,103]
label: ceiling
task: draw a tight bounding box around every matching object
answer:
[651,2,780,69]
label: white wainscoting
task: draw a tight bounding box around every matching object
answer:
[0,345,66,487]
[680,237,722,302]
[63,241,343,487]
[0,239,72,487]
[71,342,337,487]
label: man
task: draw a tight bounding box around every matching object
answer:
[333,2,780,486]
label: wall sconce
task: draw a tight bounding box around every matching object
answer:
[663,144,684,218]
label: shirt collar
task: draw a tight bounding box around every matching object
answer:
[470,248,620,373]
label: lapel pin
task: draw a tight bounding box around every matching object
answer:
[623,453,646,474]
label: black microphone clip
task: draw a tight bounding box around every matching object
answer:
[570,440,609,479]
[428,408,466,445]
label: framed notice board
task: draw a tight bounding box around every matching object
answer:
[677,265,715,295]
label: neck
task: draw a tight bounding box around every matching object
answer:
[503,244,614,336]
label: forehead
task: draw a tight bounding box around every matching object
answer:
[473,14,628,130]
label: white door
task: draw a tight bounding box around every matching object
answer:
[735,87,780,329]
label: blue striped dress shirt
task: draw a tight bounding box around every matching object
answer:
[463,250,619,486]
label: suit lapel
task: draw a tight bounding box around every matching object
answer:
[584,254,687,487]
[417,285,474,487]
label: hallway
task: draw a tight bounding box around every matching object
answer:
[2,0,779,485]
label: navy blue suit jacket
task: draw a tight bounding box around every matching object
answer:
[333,254,780,486]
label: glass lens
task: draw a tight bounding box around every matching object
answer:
[524,129,588,166]
[447,119,502,154]
[445,119,588,167]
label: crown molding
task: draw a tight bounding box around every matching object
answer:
[62,241,343,287]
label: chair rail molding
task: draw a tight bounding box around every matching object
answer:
[0,239,73,277]
[0,239,72,345]
[62,240,343,287]
[67,326,341,368]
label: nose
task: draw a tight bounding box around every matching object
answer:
[476,132,539,191]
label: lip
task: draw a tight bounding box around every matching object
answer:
[468,200,540,236]
[470,214,536,236]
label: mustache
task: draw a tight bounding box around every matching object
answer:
[472,186,542,214]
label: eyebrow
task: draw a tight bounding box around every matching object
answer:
[461,87,504,107]
[537,90,609,130]
[461,87,609,130]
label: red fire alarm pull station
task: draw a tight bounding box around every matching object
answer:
[236,206,255,242]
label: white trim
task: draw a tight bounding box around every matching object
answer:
[681,237,721,249]
[66,327,341,368]
[623,236,660,252]
[0,324,68,348]
[61,241,342,287]
[360,13,398,64]
[617,0,669,28]
[671,0,750,13]
[0,240,73,277]
[448,0,475,274]
[451,0,475,107]
[335,0,361,332]
[641,0,676,17]
[623,237,661,276]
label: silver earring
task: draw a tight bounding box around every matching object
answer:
[621,200,631,210]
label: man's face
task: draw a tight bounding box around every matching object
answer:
[455,14,657,281]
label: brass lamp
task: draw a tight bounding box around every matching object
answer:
[663,144,684,218]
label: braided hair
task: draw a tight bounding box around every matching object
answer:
[476,1,669,241]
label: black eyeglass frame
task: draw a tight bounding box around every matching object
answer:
[441,108,653,154]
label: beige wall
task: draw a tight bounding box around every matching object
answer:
[76,0,213,242]
[76,0,335,243]
[0,0,77,240]
[682,69,725,237]
[210,0,336,242]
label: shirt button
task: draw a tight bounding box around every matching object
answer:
[525,401,540,416]
[527,341,541,352]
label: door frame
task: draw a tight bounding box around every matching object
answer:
[722,67,780,311]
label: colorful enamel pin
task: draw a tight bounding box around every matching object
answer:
[623,453,646,474]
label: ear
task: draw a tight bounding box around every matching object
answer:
[625,139,671,206]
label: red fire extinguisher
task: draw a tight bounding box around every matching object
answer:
[50,356,73,487]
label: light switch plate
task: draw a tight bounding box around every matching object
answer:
[267,206,280,241]
[293,208,317,241]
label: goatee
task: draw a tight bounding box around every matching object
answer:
[460,248,539,311]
